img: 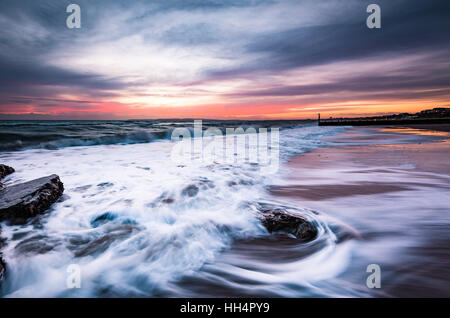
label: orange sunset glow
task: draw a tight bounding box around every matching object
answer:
[0,1,449,120]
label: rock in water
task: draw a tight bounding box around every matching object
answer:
[0,164,14,180]
[0,175,64,225]
[0,254,5,283]
[257,208,318,242]
[0,164,15,189]
[0,227,5,284]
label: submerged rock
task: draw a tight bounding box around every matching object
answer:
[150,192,175,207]
[255,206,318,242]
[73,224,139,257]
[0,174,64,225]
[14,234,58,255]
[97,182,114,188]
[179,179,215,199]
[181,184,199,197]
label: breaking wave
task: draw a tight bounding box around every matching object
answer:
[0,122,351,297]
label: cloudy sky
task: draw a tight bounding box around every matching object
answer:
[0,0,449,119]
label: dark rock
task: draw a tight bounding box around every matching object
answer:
[239,179,254,186]
[156,192,175,205]
[256,208,318,242]
[74,224,138,257]
[0,164,14,180]
[0,164,15,189]
[228,179,254,187]
[0,226,5,284]
[0,174,64,225]
[14,234,58,255]
[0,253,5,283]
[181,184,199,197]
[11,231,30,241]
[196,177,215,189]
[180,179,215,198]
[162,197,175,204]
[97,182,114,188]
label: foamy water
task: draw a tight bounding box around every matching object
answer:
[0,123,349,297]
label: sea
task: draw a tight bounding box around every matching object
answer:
[0,120,448,297]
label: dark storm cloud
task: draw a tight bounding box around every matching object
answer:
[0,0,449,116]
[0,58,125,90]
[0,0,270,100]
[225,52,450,101]
[207,0,450,78]
[0,0,130,108]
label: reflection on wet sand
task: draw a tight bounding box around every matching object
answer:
[182,126,450,297]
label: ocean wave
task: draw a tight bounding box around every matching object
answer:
[0,120,317,152]
[0,123,349,297]
[0,129,170,151]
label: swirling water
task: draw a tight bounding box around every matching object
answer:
[0,120,353,297]
[5,121,446,297]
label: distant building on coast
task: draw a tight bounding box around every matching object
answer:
[318,107,450,126]
[418,107,450,118]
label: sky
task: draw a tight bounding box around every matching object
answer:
[0,0,449,120]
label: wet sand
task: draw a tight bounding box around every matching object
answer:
[170,125,450,298]
[271,127,450,200]
[399,123,450,132]
[268,126,450,297]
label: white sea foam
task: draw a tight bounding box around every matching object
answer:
[0,125,347,297]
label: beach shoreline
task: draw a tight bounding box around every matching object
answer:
[267,125,450,297]
[1,123,449,297]
[397,123,450,132]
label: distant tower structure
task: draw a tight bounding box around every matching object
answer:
[318,113,321,123]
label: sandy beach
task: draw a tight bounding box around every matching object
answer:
[272,127,450,199]
[268,125,450,297]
